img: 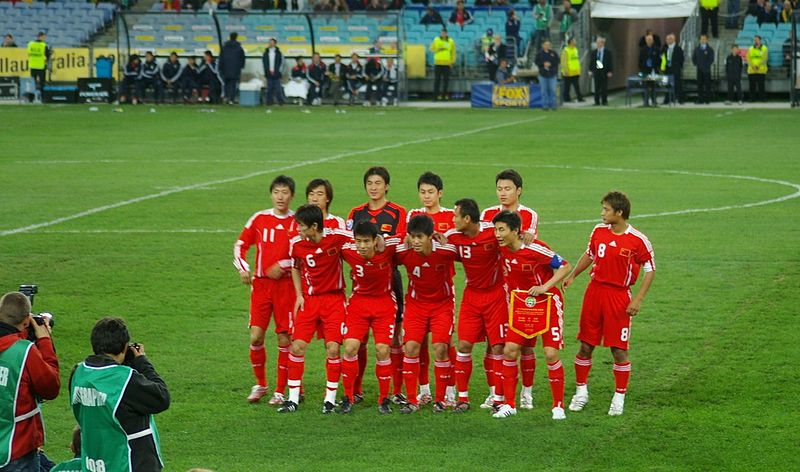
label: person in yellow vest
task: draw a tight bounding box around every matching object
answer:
[561,36,583,102]
[747,35,768,102]
[699,0,719,39]
[430,28,456,101]
[27,32,51,98]
[571,0,585,12]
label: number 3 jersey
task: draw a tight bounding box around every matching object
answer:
[341,238,401,298]
[586,224,656,288]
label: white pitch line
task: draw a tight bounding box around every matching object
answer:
[33,229,232,234]
[12,159,299,165]
[0,117,544,237]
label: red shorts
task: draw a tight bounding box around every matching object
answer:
[249,277,295,333]
[292,292,346,344]
[457,284,508,346]
[403,298,455,345]
[344,294,397,346]
[578,281,633,350]
[505,291,565,349]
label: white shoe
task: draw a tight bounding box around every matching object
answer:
[608,400,625,416]
[247,385,268,403]
[267,392,285,405]
[492,404,517,418]
[552,406,566,420]
[417,392,433,405]
[479,392,495,409]
[519,393,534,410]
[569,393,589,412]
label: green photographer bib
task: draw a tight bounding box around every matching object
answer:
[71,362,162,472]
[51,457,82,471]
[0,339,40,467]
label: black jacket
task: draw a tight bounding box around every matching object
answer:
[307,61,327,85]
[639,45,660,74]
[160,60,183,83]
[364,58,385,81]
[725,53,743,81]
[535,49,559,78]
[70,354,170,472]
[139,60,160,80]
[661,44,684,74]
[327,61,346,81]
[262,47,284,78]
[589,47,613,74]
[420,11,444,26]
[692,44,715,73]
[219,39,245,79]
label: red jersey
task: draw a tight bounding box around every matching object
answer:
[342,237,400,298]
[481,204,539,238]
[234,209,296,278]
[324,213,346,230]
[586,224,655,288]
[395,242,458,303]
[406,207,456,234]
[347,201,407,236]
[445,222,503,290]
[499,240,568,291]
[289,228,352,296]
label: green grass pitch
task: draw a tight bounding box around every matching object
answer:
[1,105,798,471]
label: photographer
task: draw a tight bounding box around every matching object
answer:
[69,317,170,472]
[0,291,60,471]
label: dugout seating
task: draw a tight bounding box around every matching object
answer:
[735,15,798,67]
[0,1,116,47]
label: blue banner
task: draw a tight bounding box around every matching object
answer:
[471,82,543,108]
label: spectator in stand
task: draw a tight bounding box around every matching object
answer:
[700,0,720,39]
[217,0,231,10]
[532,0,552,53]
[558,1,578,47]
[202,0,218,11]
[421,6,444,26]
[505,9,522,56]
[589,36,613,105]
[314,0,333,10]
[307,53,326,106]
[748,0,766,19]
[286,56,308,105]
[535,40,559,110]
[747,35,768,101]
[163,0,182,11]
[367,0,387,11]
[346,53,364,105]
[347,0,365,10]
[161,52,184,104]
[780,0,794,22]
[486,35,507,82]
[639,34,661,106]
[119,54,141,104]
[495,58,515,84]
[263,38,285,106]
[181,56,200,102]
[326,54,346,105]
[725,44,744,104]
[138,51,163,104]
[561,36,583,102]
[430,28,456,101]
[364,55,385,106]
[382,57,399,106]
[475,0,492,6]
[480,29,494,57]
[760,0,779,23]
[638,29,662,50]
[449,1,474,29]
[386,0,404,9]
[333,0,350,11]
[2,34,17,48]
[660,33,685,104]
[370,39,383,55]
[692,34,715,104]
[220,32,245,105]
[198,50,223,103]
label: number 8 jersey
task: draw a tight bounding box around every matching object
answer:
[587,224,656,288]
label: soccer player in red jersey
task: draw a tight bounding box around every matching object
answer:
[563,191,656,416]
[233,175,297,405]
[405,172,457,405]
[279,204,352,414]
[306,178,346,230]
[444,198,508,413]
[493,210,571,420]
[347,167,408,404]
[480,169,540,409]
[339,221,400,415]
[395,215,458,414]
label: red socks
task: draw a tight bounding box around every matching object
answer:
[390,347,404,395]
[448,345,457,388]
[613,362,631,393]
[403,356,420,404]
[287,354,305,403]
[354,344,368,395]
[548,360,565,408]
[375,358,392,404]
[419,340,430,386]
[455,351,473,402]
[502,359,519,408]
[249,344,267,387]
[342,355,359,400]
[492,353,505,402]
[276,346,289,394]
[434,360,450,403]
[483,351,494,388]
[574,356,592,386]
[520,353,536,388]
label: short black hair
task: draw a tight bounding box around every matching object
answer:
[417,171,443,191]
[170,51,178,57]
[353,220,378,239]
[363,166,391,187]
[230,32,238,41]
[294,203,324,230]
[204,50,213,58]
[90,317,130,356]
[454,198,480,223]
[306,178,333,204]
[145,51,154,57]
[602,190,631,219]
[492,210,521,232]
[270,175,296,195]
[407,214,434,236]
[495,169,523,188]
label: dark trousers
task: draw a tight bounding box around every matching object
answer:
[700,7,719,38]
[727,79,743,102]
[136,78,163,102]
[748,74,766,101]
[30,68,46,91]
[696,70,712,103]
[563,75,582,101]
[593,73,608,104]
[487,62,498,82]
[164,81,181,102]
[265,75,284,104]
[224,77,239,102]
[201,78,222,103]
[726,0,740,28]
[642,82,657,106]
[664,72,683,103]
[307,81,323,104]
[433,64,451,99]
[181,76,198,98]
[365,79,382,104]
[119,76,138,101]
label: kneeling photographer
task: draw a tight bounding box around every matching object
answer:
[70,317,170,472]
[0,291,60,471]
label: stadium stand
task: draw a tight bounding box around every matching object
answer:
[735,14,798,67]
[0,1,117,47]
